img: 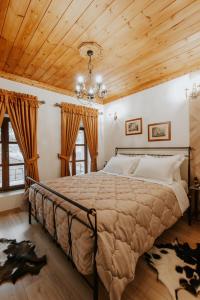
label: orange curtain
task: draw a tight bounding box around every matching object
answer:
[0,93,6,127]
[82,107,98,172]
[7,92,40,182]
[58,103,82,176]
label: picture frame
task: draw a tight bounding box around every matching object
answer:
[125,118,143,135]
[148,121,171,142]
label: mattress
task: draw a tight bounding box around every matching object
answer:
[29,171,184,300]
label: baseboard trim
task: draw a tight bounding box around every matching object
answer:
[0,207,23,216]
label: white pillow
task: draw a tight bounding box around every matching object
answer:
[173,155,185,181]
[103,156,140,175]
[145,154,185,182]
[133,155,181,183]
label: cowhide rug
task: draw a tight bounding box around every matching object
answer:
[145,240,200,300]
[0,238,47,284]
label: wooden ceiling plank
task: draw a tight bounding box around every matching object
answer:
[62,22,200,90]
[142,0,176,16]
[102,28,200,87]
[0,0,10,35]
[137,57,200,92]
[79,0,135,41]
[144,47,200,78]
[111,44,200,89]
[22,0,113,80]
[98,0,198,64]
[107,45,200,92]
[36,0,154,84]
[65,37,200,90]
[13,0,73,76]
[23,0,94,78]
[0,0,31,69]
[104,58,200,104]
[103,0,196,66]
[69,47,200,91]
[110,0,176,43]
[3,0,52,73]
[28,0,116,81]
[147,0,200,39]
[93,0,155,45]
[39,56,83,84]
[62,0,153,59]
[106,48,200,97]
[0,70,75,97]
[47,0,195,88]
[65,22,200,97]
[97,8,200,87]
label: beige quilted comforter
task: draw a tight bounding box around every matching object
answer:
[29,171,182,300]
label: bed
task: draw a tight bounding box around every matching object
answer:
[28,147,191,300]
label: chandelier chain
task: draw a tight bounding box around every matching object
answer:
[88,55,93,84]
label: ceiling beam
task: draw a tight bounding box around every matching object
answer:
[0,70,75,98]
[0,70,104,104]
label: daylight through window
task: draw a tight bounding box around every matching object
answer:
[0,117,25,191]
[69,127,90,175]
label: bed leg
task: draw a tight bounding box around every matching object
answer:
[28,201,32,225]
[93,212,98,300]
[187,206,192,226]
[187,194,192,226]
[93,264,99,300]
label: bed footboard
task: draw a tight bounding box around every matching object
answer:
[27,176,99,300]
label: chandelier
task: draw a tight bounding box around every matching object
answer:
[75,46,107,102]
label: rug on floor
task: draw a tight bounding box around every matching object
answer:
[145,239,200,300]
[0,238,47,284]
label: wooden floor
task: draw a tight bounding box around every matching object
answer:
[0,210,200,300]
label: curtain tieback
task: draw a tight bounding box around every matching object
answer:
[25,155,40,165]
[58,154,70,161]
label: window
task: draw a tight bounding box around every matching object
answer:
[0,117,25,191]
[69,127,90,175]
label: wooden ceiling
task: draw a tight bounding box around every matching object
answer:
[0,0,200,104]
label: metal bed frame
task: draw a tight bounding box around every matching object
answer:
[27,177,99,300]
[27,146,191,300]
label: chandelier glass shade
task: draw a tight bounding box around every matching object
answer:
[75,49,107,101]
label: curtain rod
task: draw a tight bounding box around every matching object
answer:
[53,102,103,115]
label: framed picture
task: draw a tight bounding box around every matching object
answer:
[125,118,142,135]
[148,121,171,142]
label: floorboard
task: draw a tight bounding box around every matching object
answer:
[0,210,199,300]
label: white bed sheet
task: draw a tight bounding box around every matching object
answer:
[180,180,188,194]
[101,171,189,215]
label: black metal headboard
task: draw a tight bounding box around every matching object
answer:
[115,147,191,187]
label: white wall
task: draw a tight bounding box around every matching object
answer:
[0,77,104,182]
[0,190,24,212]
[104,75,191,161]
